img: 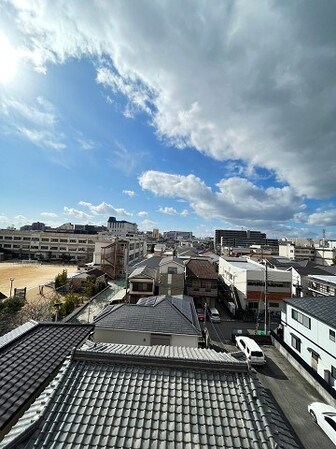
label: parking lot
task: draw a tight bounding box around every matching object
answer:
[204,303,334,449]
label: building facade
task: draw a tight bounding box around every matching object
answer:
[0,229,98,262]
[282,296,336,389]
[107,216,138,236]
[215,229,267,248]
[218,257,291,311]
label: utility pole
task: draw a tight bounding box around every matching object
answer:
[264,262,268,334]
[9,277,14,298]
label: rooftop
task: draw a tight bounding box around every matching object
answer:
[94,295,201,336]
[284,296,336,328]
[0,322,94,439]
[186,259,218,279]
[1,343,299,449]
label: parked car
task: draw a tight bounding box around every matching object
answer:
[207,307,221,322]
[308,402,336,445]
[235,336,266,366]
[196,307,205,321]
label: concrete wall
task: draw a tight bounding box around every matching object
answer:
[272,336,336,407]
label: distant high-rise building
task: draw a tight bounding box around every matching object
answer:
[215,229,267,248]
[152,228,160,239]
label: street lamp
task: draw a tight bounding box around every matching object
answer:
[53,302,62,322]
[9,278,14,298]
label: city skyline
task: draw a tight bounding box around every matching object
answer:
[1,2,336,239]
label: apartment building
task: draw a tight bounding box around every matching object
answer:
[163,230,193,241]
[215,229,267,248]
[307,275,336,297]
[279,242,315,261]
[218,257,291,311]
[0,229,98,262]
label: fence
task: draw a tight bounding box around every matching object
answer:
[271,330,336,403]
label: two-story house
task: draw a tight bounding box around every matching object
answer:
[185,259,218,308]
[158,257,185,296]
[282,296,336,388]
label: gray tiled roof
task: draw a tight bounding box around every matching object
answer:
[285,296,336,328]
[94,295,202,336]
[0,322,94,438]
[1,343,299,449]
[128,265,157,280]
[0,320,37,349]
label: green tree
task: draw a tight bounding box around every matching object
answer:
[55,269,68,290]
[84,275,96,298]
[59,293,81,317]
[0,296,26,336]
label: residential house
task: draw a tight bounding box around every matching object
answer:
[127,256,162,303]
[1,343,299,449]
[94,295,201,347]
[70,267,108,292]
[185,259,218,308]
[158,257,185,296]
[282,296,336,389]
[0,321,93,441]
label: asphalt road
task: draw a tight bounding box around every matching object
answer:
[204,304,335,449]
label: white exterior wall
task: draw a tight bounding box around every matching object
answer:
[283,304,336,386]
[171,334,198,347]
[0,229,98,261]
[107,221,137,236]
[94,328,151,345]
[314,248,336,266]
[279,244,295,259]
[94,328,198,347]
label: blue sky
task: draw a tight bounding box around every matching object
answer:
[1,1,336,239]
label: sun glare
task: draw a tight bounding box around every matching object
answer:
[0,32,19,84]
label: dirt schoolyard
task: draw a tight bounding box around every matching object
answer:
[0,262,78,300]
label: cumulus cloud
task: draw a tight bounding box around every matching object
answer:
[63,207,91,220]
[2,1,336,198]
[78,201,132,217]
[159,207,178,215]
[138,211,148,217]
[139,170,304,223]
[138,219,157,231]
[123,190,135,197]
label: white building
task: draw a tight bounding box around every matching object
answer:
[218,257,291,311]
[107,216,138,236]
[282,296,336,388]
[0,229,98,262]
[314,246,336,267]
[279,243,315,261]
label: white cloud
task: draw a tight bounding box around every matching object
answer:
[138,211,148,217]
[123,190,135,197]
[41,212,58,218]
[307,210,336,226]
[63,207,91,220]
[2,1,336,198]
[138,219,157,231]
[78,201,132,217]
[159,207,178,215]
[139,170,304,223]
[158,206,189,217]
[0,96,66,150]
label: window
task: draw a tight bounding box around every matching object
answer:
[23,237,30,241]
[331,366,336,380]
[51,239,59,242]
[168,267,177,274]
[60,239,68,243]
[292,309,311,329]
[41,238,49,242]
[325,416,336,432]
[78,240,86,243]
[4,236,13,240]
[329,329,335,342]
[291,334,301,352]
[41,246,48,250]
[69,239,76,243]
[4,244,11,248]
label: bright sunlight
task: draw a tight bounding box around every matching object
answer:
[0,32,19,84]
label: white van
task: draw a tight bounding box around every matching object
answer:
[235,336,266,366]
[207,307,221,322]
